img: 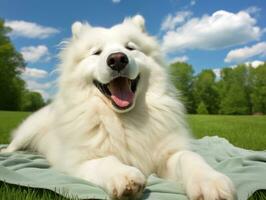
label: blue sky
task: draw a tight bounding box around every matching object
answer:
[0,0,265,99]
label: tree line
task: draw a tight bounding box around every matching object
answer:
[0,19,45,111]
[170,61,266,115]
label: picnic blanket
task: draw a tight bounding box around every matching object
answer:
[0,136,266,200]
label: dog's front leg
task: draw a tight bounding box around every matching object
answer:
[72,156,146,199]
[160,150,235,200]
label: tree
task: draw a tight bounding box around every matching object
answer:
[219,65,251,115]
[250,62,266,114]
[197,101,208,114]
[168,61,266,115]
[0,19,45,111]
[0,19,26,110]
[193,70,219,114]
[170,62,195,113]
[21,91,45,111]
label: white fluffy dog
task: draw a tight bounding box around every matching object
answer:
[3,15,235,200]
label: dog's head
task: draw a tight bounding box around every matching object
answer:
[59,15,164,113]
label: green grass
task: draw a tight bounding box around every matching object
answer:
[0,182,73,200]
[187,114,266,151]
[0,111,265,199]
[0,111,30,144]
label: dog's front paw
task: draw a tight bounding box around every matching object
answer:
[186,170,235,200]
[105,166,146,200]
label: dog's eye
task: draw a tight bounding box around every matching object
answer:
[126,42,137,51]
[126,46,135,51]
[92,49,102,55]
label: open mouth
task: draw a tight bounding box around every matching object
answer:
[93,75,140,110]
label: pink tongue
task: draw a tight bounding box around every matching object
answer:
[109,77,134,108]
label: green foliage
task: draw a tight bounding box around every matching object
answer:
[250,63,266,114]
[170,62,195,113]
[196,101,208,114]
[219,65,251,115]
[170,61,266,114]
[21,91,45,111]
[0,19,26,110]
[0,19,45,111]
[193,70,219,114]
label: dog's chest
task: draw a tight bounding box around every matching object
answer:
[98,120,159,176]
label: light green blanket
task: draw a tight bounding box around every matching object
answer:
[0,136,266,200]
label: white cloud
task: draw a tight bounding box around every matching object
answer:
[112,0,121,3]
[26,80,52,90]
[19,66,55,100]
[170,55,189,63]
[5,20,59,39]
[23,79,55,100]
[190,0,196,6]
[213,68,221,78]
[161,11,192,31]
[245,60,264,68]
[21,67,48,79]
[245,6,261,15]
[161,10,262,53]
[21,45,50,63]
[225,42,266,63]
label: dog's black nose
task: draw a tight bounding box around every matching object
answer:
[107,52,128,72]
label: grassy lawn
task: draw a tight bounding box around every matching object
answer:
[0,111,265,199]
[0,111,30,144]
[187,114,266,151]
[0,182,71,200]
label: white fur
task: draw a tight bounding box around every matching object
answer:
[2,16,235,199]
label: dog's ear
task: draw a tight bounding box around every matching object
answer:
[71,21,83,39]
[72,21,92,39]
[131,15,146,32]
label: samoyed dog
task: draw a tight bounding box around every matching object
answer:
[2,15,235,199]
